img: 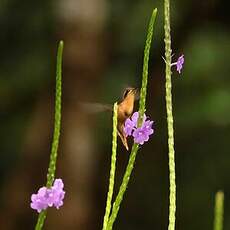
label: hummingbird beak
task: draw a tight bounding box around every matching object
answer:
[133,88,140,100]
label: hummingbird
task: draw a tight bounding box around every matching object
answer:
[116,87,138,150]
[79,87,138,151]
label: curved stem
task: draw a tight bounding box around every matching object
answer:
[106,9,157,229]
[102,103,118,230]
[106,144,139,230]
[139,9,157,120]
[35,41,63,230]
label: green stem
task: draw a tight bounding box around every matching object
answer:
[106,144,139,230]
[35,40,64,230]
[214,191,224,230]
[139,9,157,122]
[46,41,63,187]
[106,9,157,230]
[102,103,118,230]
[163,0,176,229]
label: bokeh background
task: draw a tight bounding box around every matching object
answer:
[0,0,230,229]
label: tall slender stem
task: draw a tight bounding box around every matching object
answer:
[102,103,118,230]
[46,41,63,187]
[106,9,157,230]
[214,191,224,230]
[35,41,63,230]
[106,144,139,230]
[163,0,176,229]
[139,8,158,118]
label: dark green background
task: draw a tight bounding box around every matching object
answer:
[0,0,229,229]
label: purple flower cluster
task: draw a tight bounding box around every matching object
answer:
[124,112,154,145]
[30,179,65,213]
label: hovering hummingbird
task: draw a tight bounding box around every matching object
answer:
[116,87,138,150]
[79,87,139,151]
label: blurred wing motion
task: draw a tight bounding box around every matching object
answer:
[78,87,138,151]
[78,102,112,113]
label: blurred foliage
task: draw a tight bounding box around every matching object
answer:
[0,0,230,229]
[0,0,54,183]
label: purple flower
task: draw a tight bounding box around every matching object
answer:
[51,179,65,209]
[133,120,154,145]
[124,117,136,137]
[30,187,49,213]
[124,112,154,145]
[171,54,184,74]
[176,55,184,73]
[124,112,147,137]
[30,179,65,213]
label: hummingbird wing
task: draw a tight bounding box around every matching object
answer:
[78,102,113,113]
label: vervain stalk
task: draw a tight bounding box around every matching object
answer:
[35,41,64,230]
[214,191,224,230]
[163,0,176,229]
[107,144,139,230]
[102,103,118,230]
[139,9,157,118]
[106,9,157,230]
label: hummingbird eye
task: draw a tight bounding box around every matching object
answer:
[123,89,130,98]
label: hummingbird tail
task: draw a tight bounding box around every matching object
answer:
[118,130,129,151]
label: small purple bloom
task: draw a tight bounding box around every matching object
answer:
[142,120,154,136]
[123,111,154,145]
[130,112,146,124]
[169,54,184,74]
[176,55,184,74]
[51,179,65,209]
[30,187,49,213]
[133,127,149,145]
[124,112,147,137]
[30,178,65,213]
[124,118,135,136]
[124,112,138,137]
[133,120,154,145]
